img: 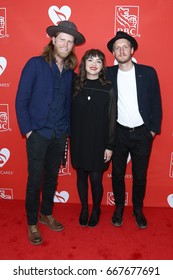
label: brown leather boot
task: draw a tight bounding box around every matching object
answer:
[28,224,43,245]
[39,214,64,231]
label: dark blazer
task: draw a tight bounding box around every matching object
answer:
[15,56,73,135]
[107,62,162,134]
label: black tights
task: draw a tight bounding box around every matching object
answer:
[76,169,103,212]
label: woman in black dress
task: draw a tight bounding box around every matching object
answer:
[70,49,116,227]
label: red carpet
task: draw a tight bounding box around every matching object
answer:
[0,200,173,260]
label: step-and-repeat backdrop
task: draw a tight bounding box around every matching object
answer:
[1,0,173,208]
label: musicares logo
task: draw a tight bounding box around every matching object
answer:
[0,57,7,76]
[0,148,10,167]
[54,191,69,203]
[48,5,71,25]
[167,194,173,208]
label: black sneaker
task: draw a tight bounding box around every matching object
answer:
[79,208,88,227]
[112,207,124,226]
[133,208,147,229]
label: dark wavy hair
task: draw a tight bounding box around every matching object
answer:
[74,49,111,95]
[42,32,78,70]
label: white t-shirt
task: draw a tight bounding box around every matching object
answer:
[117,66,144,127]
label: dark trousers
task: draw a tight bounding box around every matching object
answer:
[112,125,153,209]
[76,169,103,212]
[26,131,67,225]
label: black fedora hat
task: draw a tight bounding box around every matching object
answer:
[46,20,85,45]
[107,31,138,53]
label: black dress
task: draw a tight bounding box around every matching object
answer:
[70,79,116,171]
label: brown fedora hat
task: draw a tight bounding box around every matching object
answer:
[46,20,85,45]
[107,31,138,53]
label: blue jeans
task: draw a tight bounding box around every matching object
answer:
[112,124,153,209]
[26,131,67,225]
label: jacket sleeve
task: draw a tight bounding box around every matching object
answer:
[150,67,162,134]
[15,58,36,135]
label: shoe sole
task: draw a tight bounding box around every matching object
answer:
[136,222,148,229]
[111,221,123,227]
[88,224,98,228]
[39,218,64,232]
[28,239,43,245]
[79,223,88,227]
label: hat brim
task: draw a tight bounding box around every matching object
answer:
[107,34,138,53]
[46,26,85,45]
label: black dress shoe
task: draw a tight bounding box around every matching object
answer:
[112,207,124,226]
[79,208,88,226]
[133,208,147,229]
[88,210,101,228]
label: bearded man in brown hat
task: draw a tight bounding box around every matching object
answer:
[16,21,85,245]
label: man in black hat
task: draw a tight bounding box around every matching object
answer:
[106,31,162,229]
[16,21,85,245]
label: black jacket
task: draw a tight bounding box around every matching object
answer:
[107,63,162,134]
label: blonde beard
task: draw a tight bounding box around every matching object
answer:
[54,47,71,59]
